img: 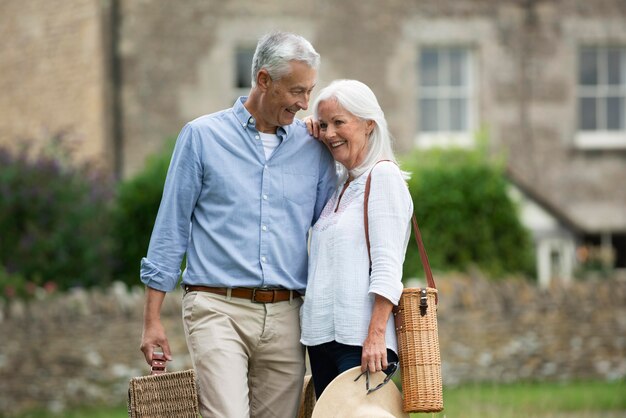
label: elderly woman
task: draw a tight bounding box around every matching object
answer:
[300,79,413,397]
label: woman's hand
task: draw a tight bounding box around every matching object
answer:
[303,115,321,139]
[362,329,388,373]
[361,294,394,373]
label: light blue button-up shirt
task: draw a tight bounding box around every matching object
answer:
[140,97,337,293]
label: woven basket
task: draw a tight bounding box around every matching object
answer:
[297,374,316,418]
[394,287,443,413]
[128,367,199,418]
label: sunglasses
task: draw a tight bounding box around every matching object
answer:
[353,362,399,395]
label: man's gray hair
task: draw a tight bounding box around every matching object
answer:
[251,31,320,87]
[313,79,410,180]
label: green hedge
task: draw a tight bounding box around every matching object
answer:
[108,138,535,285]
[111,141,174,286]
[401,145,534,279]
[0,141,114,298]
[0,134,535,301]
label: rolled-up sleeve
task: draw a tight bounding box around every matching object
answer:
[140,123,203,292]
[367,162,413,305]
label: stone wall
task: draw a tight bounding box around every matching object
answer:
[435,275,626,384]
[0,277,624,416]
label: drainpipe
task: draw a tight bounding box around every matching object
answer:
[108,0,123,181]
[519,0,538,183]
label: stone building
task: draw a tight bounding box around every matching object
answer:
[1,0,625,282]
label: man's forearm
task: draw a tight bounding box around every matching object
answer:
[144,286,166,324]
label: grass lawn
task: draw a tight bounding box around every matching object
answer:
[9,407,129,418]
[9,380,625,418]
[422,380,626,418]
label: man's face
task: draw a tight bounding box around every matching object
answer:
[257,61,316,133]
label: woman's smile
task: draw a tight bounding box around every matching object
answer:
[317,99,373,170]
[328,140,347,148]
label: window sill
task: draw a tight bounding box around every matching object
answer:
[414,132,475,149]
[575,132,626,150]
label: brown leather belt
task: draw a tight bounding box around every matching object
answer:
[184,285,301,303]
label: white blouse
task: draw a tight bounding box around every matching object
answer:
[300,161,413,354]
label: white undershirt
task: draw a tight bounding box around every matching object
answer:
[259,132,281,159]
[300,161,413,353]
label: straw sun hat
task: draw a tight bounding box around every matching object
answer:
[310,366,409,418]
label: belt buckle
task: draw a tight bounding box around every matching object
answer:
[252,288,275,303]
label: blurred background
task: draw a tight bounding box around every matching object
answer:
[0,0,625,417]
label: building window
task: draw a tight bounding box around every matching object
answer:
[235,47,255,90]
[417,47,474,148]
[576,46,626,149]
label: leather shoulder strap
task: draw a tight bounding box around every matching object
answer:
[364,161,438,298]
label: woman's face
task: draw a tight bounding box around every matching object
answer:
[317,99,374,171]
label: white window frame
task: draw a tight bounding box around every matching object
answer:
[416,46,477,149]
[575,46,626,149]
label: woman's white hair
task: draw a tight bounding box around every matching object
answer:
[313,79,409,180]
[251,31,320,87]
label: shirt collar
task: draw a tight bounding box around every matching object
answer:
[232,96,290,139]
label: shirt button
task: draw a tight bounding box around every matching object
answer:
[250,117,255,124]
[261,256,267,263]
[242,122,246,127]
[264,165,268,170]
[262,194,268,200]
[255,135,260,140]
[262,225,268,231]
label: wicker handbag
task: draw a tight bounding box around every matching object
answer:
[364,163,444,413]
[128,353,199,418]
[297,374,317,418]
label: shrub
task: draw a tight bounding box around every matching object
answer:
[0,265,58,302]
[401,144,534,279]
[0,137,114,293]
[111,140,174,286]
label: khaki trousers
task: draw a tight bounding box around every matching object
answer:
[182,290,305,418]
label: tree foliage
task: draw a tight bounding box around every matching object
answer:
[0,138,114,296]
[111,141,174,286]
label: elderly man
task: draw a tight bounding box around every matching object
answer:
[139,31,336,417]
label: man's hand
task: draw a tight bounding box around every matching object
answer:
[140,287,173,365]
[304,115,321,139]
[140,318,173,365]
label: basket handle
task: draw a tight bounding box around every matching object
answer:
[364,161,438,303]
[151,352,167,375]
